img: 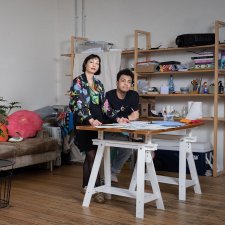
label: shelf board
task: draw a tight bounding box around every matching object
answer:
[122,43,225,55]
[219,69,225,74]
[139,94,216,97]
[219,45,225,50]
[137,69,214,75]
[140,116,225,122]
[197,117,225,121]
[121,50,134,55]
[140,45,215,53]
[61,53,75,57]
[137,70,225,76]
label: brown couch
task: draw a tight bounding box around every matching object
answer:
[0,130,58,171]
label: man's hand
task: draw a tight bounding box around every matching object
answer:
[128,110,139,121]
[117,117,129,124]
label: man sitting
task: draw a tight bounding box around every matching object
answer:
[105,68,139,182]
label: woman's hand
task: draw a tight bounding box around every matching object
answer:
[117,117,129,124]
[89,119,102,126]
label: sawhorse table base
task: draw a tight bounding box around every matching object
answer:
[82,139,164,219]
[130,135,202,201]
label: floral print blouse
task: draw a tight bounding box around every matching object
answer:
[69,73,118,124]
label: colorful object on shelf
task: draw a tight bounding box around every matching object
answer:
[220,50,225,69]
[156,61,180,72]
[191,78,202,93]
[191,52,214,70]
[203,82,208,94]
[191,79,198,93]
[159,64,176,72]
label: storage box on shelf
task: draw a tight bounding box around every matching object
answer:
[136,62,157,73]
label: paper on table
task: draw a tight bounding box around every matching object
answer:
[95,121,184,130]
[95,123,128,129]
[152,121,185,127]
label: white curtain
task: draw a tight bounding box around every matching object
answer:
[73,50,122,91]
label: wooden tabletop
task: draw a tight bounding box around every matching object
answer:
[76,122,204,135]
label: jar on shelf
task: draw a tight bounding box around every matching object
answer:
[181,106,188,118]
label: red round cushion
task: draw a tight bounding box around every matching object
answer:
[7,110,43,138]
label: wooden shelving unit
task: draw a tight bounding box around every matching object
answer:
[61,36,88,83]
[124,20,225,177]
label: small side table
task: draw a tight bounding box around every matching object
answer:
[0,159,14,208]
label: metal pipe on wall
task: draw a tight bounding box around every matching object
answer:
[74,0,85,37]
[74,0,78,36]
[81,0,85,37]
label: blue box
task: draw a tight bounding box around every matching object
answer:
[153,139,213,176]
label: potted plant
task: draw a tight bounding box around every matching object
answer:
[0,97,21,142]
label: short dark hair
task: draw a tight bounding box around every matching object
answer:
[117,68,134,83]
[82,54,101,75]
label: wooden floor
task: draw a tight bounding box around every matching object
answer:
[0,164,225,225]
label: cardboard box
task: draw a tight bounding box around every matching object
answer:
[140,103,149,117]
[139,99,155,117]
[136,63,156,73]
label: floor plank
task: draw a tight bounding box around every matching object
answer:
[0,164,224,225]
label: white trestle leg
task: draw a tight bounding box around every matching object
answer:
[83,138,164,219]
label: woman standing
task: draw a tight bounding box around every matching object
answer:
[69,54,127,203]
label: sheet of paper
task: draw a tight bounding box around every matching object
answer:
[152,121,185,127]
[95,123,128,129]
[95,121,181,130]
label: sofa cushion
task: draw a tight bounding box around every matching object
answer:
[16,137,58,157]
[0,143,17,158]
[0,137,58,158]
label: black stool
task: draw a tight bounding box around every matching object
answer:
[0,159,14,208]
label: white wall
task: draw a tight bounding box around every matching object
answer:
[0,0,75,110]
[84,0,225,49]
